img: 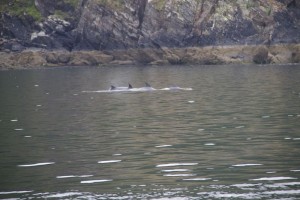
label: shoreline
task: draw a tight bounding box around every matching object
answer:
[0,44,299,70]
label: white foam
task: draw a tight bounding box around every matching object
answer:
[97,160,121,164]
[291,169,300,172]
[265,182,300,188]
[10,119,18,122]
[156,163,198,167]
[232,164,263,167]
[251,177,297,181]
[206,192,259,199]
[80,179,112,184]
[155,145,172,148]
[24,136,32,138]
[43,192,83,198]
[262,115,270,118]
[82,87,192,93]
[262,190,300,195]
[14,128,24,131]
[113,154,122,156]
[56,175,93,179]
[188,100,195,103]
[18,162,55,167]
[235,126,245,129]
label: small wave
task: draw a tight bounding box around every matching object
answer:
[291,169,300,172]
[80,179,112,184]
[156,163,198,167]
[232,164,263,167]
[155,145,172,148]
[163,174,196,177]
[18,162,55,167]
[231,183,260,188]
[201,192,260,199]
[0,191,32,195]
[204,143,215,146]
[56,175,93,179]
[266,171,277,174]
[265,182,300,188]
[162,169,190,172]
[98,160,122,164]
[183,178,211,181]
[14,128,24,131]
[251,177,297,181]
[262,189,300,195]
[43,192,83,198]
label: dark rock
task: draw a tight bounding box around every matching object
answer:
[11,43,25,52]
[253,46,270,64]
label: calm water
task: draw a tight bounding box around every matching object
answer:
[0,64,300,199]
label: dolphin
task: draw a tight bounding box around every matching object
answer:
[110,84,133,91]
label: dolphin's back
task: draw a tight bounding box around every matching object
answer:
[110,85,116,90]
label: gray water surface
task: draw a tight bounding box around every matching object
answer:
[0,64,300,199]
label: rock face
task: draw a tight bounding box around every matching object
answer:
[0,0,300,52]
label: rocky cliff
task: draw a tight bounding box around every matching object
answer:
[0,0,300,68]
[1,0,300,51]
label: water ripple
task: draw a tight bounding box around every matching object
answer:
[156,163,198,168]
[18,162,55,167]
[80,179,113,184]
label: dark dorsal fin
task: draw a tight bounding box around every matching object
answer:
[128,84,133,89]
[145,82,151,87]
[110,85,116,90]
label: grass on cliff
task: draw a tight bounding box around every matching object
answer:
[0,0,42,21]
[151,0,165,11]
[96,0,125,10]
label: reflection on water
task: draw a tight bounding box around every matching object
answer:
[0,64,300,199]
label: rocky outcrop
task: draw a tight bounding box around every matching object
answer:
[0,0,300,52]
[1,44,299,70]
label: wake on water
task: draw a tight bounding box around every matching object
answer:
[82,86,193,93]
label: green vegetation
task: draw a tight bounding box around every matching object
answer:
[54,10,70,20]
[151,0,165,11]
[95,0,125,10]
[64,0,79,8]
[0,0,42,21]
[266,6,272,16]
